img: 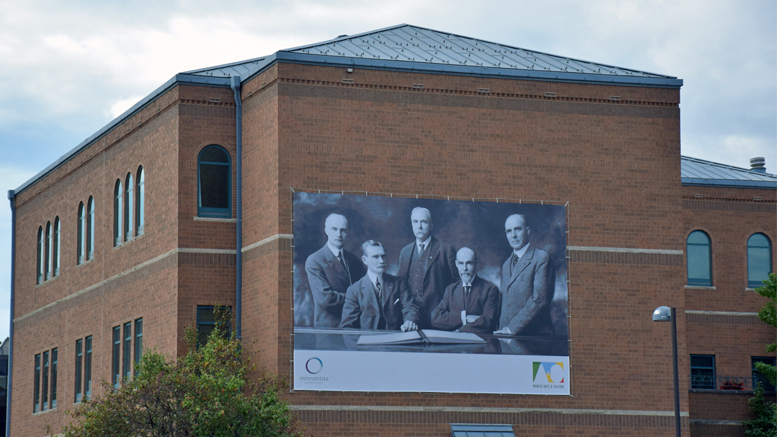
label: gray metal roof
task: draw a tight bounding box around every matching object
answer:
[184,24,682,88]
[12,24,683,196]
[681,156,777,189]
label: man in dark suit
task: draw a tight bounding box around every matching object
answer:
[305,213,365,328]
[340,240,419,331]
[397,207,459,329]
[494,214,555,336]
[431,247,500,333]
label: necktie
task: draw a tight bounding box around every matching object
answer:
[337,252,351,283]
[464,285,471,295]
[375,277,382,299]
[511,253,519,268]
[418,243,425,254]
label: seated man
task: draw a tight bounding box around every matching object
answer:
[340,240,419,331]
[431,247,500,333]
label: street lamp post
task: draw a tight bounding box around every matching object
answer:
[653,306,681,437]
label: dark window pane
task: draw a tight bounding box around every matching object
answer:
[748,234,772,287]
[199,164,230,209]
[123,322,132,380]
[114,181,122,246]
[125,174,134,240]
[753,357,776,393]
[200,146,229,163]
[197,306,231,347]
[136,168,144,235]
[42,351,49,410]
[51,348,57,409]
[87,197,95,259]
[112,326,120,389]
[690,354,715,389]
[37,227,43,284]
[134,319,143,375]
[687,245,711,284]
[75,339,83,403]
[85,336,92,399]
[34,354,40,413]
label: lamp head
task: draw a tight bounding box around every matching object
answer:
[652,306,672,322]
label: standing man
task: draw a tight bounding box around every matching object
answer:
[397,207,458,329]
[305,213,366,328]
[495,214,555,336]
[340,241,419,331]
[431,247,500,333]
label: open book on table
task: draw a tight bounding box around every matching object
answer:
[356,329,486,346]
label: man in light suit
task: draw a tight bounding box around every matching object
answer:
[431,247,500,334]
[494,214,555,336]
[305,213,366,328]
[340,240,419,331]
[397,207,459,329]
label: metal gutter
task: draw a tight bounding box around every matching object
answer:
[5,191,15,437]
[681,178,777,189]
[12,74,232,197]
[230,76,243,341]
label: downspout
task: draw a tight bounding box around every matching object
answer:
[6,190,16,437]
[230,76,243,341]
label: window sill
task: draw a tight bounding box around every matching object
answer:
[77,257,95,268]
[684,285,716,290]
[32,407,58,415]
[194,216,237,223]
[113,233,145,250]
[35,274,61,288]
[690,388,761,395]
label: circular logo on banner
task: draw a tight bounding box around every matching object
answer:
[305,357,323,374]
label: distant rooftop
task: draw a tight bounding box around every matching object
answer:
[184,24,682,88]
[681,156,777,189]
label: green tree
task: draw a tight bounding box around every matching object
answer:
[754,272,777,386]
[743,383,776,437]
[61,317,301,437]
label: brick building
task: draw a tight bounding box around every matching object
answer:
[6,24,776,436]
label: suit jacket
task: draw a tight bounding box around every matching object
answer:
[431,276,500,333]
[305,245,366,328]
[498,245,555,336]
[340,273,418,330]
[397,237,459,329]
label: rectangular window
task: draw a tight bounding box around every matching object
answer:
[51,348,57,409]
[33,354,41,413]
[753,357,776,393]
[690,354,715,389]
[85,336,92,399]
[112,326,120,389]
[74,339,83,403]
[123,322,132,380]
[197,306,231,347]
[42,351,49,411]
[134,318,143,375]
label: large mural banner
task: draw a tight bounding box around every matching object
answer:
[292,192,569,395]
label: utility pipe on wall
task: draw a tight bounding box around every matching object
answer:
[230,76,243,341]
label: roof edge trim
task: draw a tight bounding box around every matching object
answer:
[13,74,232,196]
[682,178,777,189]
[269,52,683,88]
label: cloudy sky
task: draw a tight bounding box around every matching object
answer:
[0,0,775,340]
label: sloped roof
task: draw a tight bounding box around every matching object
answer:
[184,24,682,88]
[681,156,777,189]
[12,24,683,196]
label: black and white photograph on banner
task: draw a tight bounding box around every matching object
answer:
[292,192,570,394]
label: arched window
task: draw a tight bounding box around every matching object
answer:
[748,233,773,288]
[125,173,134,241]
[87,196,95,260]
[45,222,52,280]
[77,202,85,264]
[114,180,122,246]
[54,217,60,276]
[197,145,231,218]
[37,227,44,284]
[136,167,144,235]
[687,230,712,286]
